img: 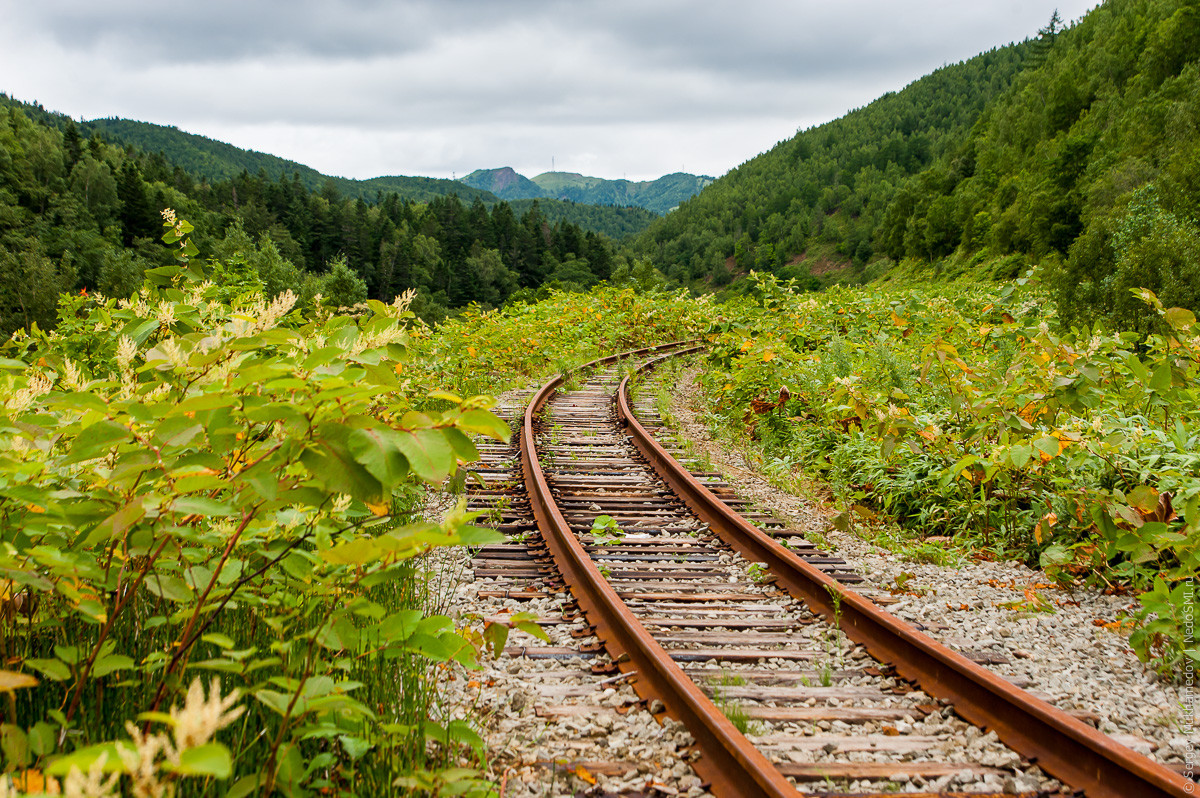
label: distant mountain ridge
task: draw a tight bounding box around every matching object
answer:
[83,118,499,204]
[459,168,714,215]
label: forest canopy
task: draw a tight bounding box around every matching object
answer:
[0,97,651,336]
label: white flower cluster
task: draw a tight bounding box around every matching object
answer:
[60,359,86,392]
[226,290,298,339]
[349,321,408,356]
[391,288,417,314]
[115,336,138,372]
[4,371,53,415]
[114,678,245,798]
[117,288,153,319]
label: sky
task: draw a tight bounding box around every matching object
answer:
[1,1,1099,183]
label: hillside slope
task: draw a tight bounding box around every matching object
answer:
[630,40,1034,285]
[880,0,1200,331]
[84,117,498,204]
[460,168,713,214]
[459,167,545,200]
[631,0,1200,332]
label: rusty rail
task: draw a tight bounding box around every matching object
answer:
[615,348,1192,798]
[520,342,799,798]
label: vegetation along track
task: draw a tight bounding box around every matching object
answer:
[476,342,1192,797]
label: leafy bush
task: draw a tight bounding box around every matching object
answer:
[701,273,1199,676]
[0,213,511,795]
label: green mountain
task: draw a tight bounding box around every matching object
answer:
[0,95,639,334]
[460,168,714,214]
[459,167,545,200]
[879,0,1200,332]
[631,40,1035,285]
[633,0,1200,331]
[83,118,499,204]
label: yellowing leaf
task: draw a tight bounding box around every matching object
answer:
[762,351,776,362]
[0,671,38,692]
[1164,306,1196,329]
[1034,512,1058,544]
[573,765,597,785]
[1127,485,1159,515]
[13,771,50,794]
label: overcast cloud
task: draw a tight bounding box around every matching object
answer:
[1,1,1098,181]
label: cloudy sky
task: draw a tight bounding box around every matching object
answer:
[2,1,1098,182]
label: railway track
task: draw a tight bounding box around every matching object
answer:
[467,343,1193,797]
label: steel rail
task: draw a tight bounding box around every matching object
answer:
[617,348,1193,798]
[520,342,800,798]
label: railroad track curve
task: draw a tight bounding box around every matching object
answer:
[508,342,1191,797]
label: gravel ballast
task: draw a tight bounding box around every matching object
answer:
[661,363,1198,773]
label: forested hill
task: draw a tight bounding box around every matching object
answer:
[81,117,499,205]
[462,168,715,215]
[632,0,1200,332]
[630,39,1036,286]
[881,0,1200,332]
[0,97,646,336]
[3,95,658,241]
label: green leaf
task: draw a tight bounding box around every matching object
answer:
[1149,362,1173,392]
[483,623,509,656]
[443,427,479,464]
[1033,436,1059,461]
[91,654,135,677]
[347,427,410,488]
[172,743,232,778]
[1008,443,1032,468]
[127,318,161,345]
[394,428,455,483]
[444,720,485,758]
[455,409,509,442]
[339,735,373,761]
[28,722,56,757]
[172,496,236,517]
[254,689,293,716]
[428,389,462,404]
[301,422,384,502]
[1163,306,1196,329]
[379,609,423,643]
[81,498,146,547]
[238,452,281,502]
[46,742,123,776]
[321,537,380,566]
[136,711,176,727]
[1,724,30,768]
[454,525,505,547]
[514,620,551,643]
[66,420,131,464]
[1112,503,1144,528]
[226,775,261,798]
[24,659,71,682]
[202,632,237,649]
[153,417,204,449]
[1127,485,1159,515]
[939,455,977,487]
[143,574,194,603]
[48,391,110,415]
